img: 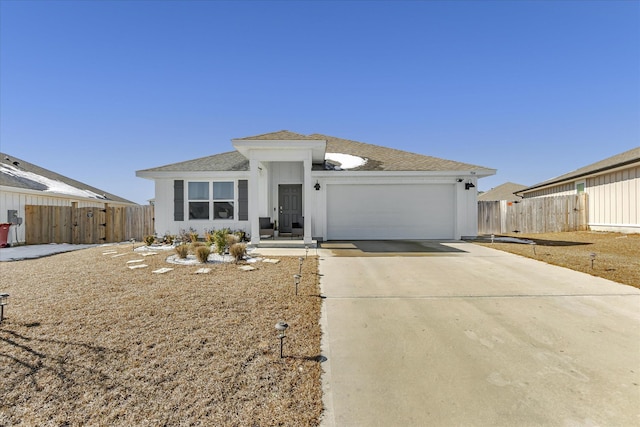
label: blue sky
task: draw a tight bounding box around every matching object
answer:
[1,0,638,204]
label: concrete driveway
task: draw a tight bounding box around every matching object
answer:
[318,241,640,426]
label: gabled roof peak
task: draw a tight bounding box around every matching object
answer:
[234,130,323,141]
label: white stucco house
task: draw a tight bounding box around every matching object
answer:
[515,146,640,234]
[136,131,496,244]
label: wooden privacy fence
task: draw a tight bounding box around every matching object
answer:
[25,204,154,244]
[478,193,588,235]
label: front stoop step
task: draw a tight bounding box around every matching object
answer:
[256,239,317,249]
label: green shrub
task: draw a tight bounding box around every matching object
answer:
[175,244,189,259]
[230,243,247,262]
[195,245,211,263]
[213,228,230,255]
[144,235,156,246]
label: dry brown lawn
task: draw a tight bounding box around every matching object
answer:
[0,245,323,426]
[472,231,640,288]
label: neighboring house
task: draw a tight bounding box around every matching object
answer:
[478,182,527,202]
[136,131,496,244]
[515,147,640,234]
[0,153,137,244]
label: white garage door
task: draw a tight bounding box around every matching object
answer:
[326,184,455,240]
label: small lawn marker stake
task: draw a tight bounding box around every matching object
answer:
[293,274,301,296]
[298,257,303,275]
[275,321,288,358]
[590,253,596,269]
[0,293,9,323]
[305,245,309,259]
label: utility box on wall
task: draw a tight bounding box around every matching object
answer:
[7,210,22,225]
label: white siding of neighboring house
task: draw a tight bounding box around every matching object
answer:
[521,183,574,198]
[520,164,640,234]
[587,165,639,233]
[0,186,125,245]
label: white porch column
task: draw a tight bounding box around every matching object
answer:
[303,157,313,244]
[249,157,260,245]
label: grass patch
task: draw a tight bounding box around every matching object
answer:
[0,245,323,426]
[472,231,640,288]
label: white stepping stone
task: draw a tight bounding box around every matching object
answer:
[140,252,157,257]
[126,259,145,264]
[103,250,118,255]
[153,268,173,274]
[262,258,280,264]
[111,253,126,258]
[239,265,256,271]
[195,268,211,274]
[128,264,148,270]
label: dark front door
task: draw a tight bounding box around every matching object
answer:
[278,184,302,233]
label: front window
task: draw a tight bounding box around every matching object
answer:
[576,181,585,194]
[188,182,210,220]
[186,181,235,220]
[213,182,234,219]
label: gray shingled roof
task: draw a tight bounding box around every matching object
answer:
[478,182,528,202]
[520,146,640,193]
[1,153,137,204]
[314,133,491,172]
[235,130,320,141]
[139,131,494,173]
[137,151,249,173]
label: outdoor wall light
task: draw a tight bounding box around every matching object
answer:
[0,293,9,323]
[293,274,301,296]
[275,321,289,358]
[456,178,464,182]
[465,182,476,190]
[314,181,321,191]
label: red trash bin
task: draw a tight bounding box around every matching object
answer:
[0,223,11,248]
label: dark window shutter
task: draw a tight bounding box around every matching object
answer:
[174,180,184,221]
[238,180,248,221]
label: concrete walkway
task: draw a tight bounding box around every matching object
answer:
[318,241,640,426]
[0,243,99,261]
